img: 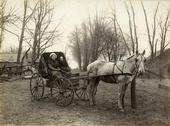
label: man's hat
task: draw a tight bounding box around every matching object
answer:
[50,53,57,60]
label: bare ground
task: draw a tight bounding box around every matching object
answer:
[0,79,169,126]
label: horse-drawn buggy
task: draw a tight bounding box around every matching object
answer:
[30,52,89,107]
[30,51,146,111]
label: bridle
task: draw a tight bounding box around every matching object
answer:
[133,54,145,77]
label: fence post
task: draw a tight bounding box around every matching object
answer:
[131,78,136,109]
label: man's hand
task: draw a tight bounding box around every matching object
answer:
[54,68,61,71]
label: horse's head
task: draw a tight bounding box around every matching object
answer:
[135,50,146,75]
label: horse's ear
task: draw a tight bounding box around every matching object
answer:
[136,50,139,55]
[142,50,145,55]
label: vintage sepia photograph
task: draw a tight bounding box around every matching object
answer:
[0,0,170,125]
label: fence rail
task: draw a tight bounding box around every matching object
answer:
[0,63,33,80]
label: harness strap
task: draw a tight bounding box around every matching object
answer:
[112,62,126,83]
[112,63,117,82]
[115,62,124,74]
[112,63,116,74]
[122,62,125,73]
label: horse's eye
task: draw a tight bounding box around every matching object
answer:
[144,59,146,62]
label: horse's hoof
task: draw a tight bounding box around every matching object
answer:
[118,108,125,113]
[89,102,95,106]
[131,108,136,113]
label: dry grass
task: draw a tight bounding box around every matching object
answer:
[0,79,169,126]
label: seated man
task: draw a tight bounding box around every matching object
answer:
[59,56,71,72]
[45,53,62,87]
[47,53,61,78]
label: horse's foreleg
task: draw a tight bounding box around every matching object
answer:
[118,83,126,112]
[122,82,129,109]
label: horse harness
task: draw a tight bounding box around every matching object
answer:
[111,57,141,83]
[112,61,125,74]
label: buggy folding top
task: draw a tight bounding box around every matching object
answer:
[38,52,71,79]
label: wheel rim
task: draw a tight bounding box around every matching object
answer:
[30,73,44,100]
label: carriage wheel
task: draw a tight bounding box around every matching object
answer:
[75,79,89,101]
[30,73,45,100]
[54,78,74,107]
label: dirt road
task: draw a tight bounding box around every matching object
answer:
[0,79,169,126]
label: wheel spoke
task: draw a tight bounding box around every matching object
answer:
[31,87,36,95]
[75,87,88,101]
[85,92,88,100]
[82,90,86,100]
[80,90,84,98]
[55,87,74,107]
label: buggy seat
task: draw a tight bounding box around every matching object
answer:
[38,52,71,79]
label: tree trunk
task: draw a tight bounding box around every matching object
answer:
[32,25,38,64]
[17,0,28,63]
[0,2,5,49]
[0,24,4,49]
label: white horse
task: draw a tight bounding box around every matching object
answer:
[87,51,146,112]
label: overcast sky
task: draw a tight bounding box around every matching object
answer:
[2,0,170,68]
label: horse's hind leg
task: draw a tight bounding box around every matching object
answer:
[92,79,99,105]
[89,78,99,106]
[89,79,95,106]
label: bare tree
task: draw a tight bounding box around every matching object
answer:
[101,24,127,61]
[81,23,90,70]
[130,2,138,52]
[88,14,106,62]
[69,15,107,70]
[17,0,28,62]
[17,0,36,63]
[26,0,60,64]
[141,2,159,59]
[70,14,128,69]
[111,11,130,58]
[0,0,6,49]
[109,6,131,56]
[21,47,31,68]
[158,5,170,78]
[159,6,170,56]
[69,27,82,70]
[125,2,139,53]
[0,0,18,49]
[125,3,134,53]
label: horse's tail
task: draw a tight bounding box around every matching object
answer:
[86,64,91,85]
